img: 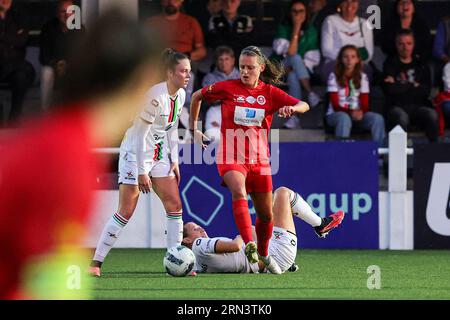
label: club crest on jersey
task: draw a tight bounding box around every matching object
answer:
[257,95,266,105]
[207,85,214,92]
[246,96,256,104]
[151,99,159,107]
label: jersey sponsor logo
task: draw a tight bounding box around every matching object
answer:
[234,106,265,127]
[235,95,245,103]
[246,96,256,104]
[257,95,266,105]
[151,99,159,107]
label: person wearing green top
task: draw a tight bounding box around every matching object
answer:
[272,0,321,128]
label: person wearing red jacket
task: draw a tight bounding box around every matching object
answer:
[325,45,385,146]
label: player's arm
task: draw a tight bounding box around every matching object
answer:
[166,121,180,185]
[189,89,210,148]
[135,117,153,193]
[278,101,310,118]
[214,236,244,254]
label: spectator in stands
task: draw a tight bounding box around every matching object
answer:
[0,0,35,124]
[432,15,450,88]
[147,0,206,112]
[319,0,374,84]
[383,29,438,142]
[207,0,253,61]
[147,0,206,62]
[202,46,240,141]
[188,0,222,44]
[325,45,385,146]
[272,0,321,128]
[308,0,334,32]
[39,0,85,110]
[381,0,432,62]
[433,16,450,66]
[434,62,450,133]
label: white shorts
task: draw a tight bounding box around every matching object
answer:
[268,227,298,273]
[118,151,174,185]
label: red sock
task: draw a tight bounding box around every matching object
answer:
[232,199,253,244]
[256,218,273,257]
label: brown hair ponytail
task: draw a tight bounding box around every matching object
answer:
[240,46,285,86]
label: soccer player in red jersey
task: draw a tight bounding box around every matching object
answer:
[0,11,161,299]
[189,46,310,274]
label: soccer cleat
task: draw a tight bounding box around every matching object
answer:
[288,263,299,272]
[88,266,101,277]
[245,241,259,264]
[314,210,345,238]
[260,255,282,274]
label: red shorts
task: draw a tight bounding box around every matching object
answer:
[217,163,273,193]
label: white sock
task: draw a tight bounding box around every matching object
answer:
[93,212,128,262]
[166,211,183,248]
[289,191,322,227]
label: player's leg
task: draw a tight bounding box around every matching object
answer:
[278,186,345,238]
[250,192,281,274]
[222,170,257,263]
[272,187,296,234]
[151,176,183,248]
[90,184,139,274]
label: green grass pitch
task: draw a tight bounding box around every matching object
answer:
[91,249,450,300]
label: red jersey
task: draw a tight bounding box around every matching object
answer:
[0,108,101,299]
[201,79,299,165]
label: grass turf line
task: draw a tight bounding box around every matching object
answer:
[91,249,450,300]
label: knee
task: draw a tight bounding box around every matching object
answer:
[164,196,182,212]
[274,187,291,200]
[288,53,302,64]
[371,113,386,127]
[335,112,352,127]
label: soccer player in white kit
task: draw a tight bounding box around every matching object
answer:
[89,49,191,277]
[182,187,345,274]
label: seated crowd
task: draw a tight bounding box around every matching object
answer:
[1,0,450,145]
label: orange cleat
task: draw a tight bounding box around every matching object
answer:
[314,211,345,238]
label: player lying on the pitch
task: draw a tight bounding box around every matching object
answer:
[182,187,345,274]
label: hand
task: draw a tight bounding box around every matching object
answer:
[56,60,67,77]
[169,162,181,186]
[384,76,395,84]
[192,129,211,149]
[138,174,152,194]
[350,109,364,121]
[278,106,295,118]
[292,15,305,29]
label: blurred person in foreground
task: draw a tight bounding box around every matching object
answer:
[0,10,162,299]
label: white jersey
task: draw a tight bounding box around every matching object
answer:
[191,237,259,274]
[326,72,370,115]
[120,81,185,168]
